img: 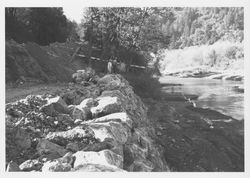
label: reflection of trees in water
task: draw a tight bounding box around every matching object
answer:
[162,77,243,120]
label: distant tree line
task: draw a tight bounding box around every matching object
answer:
[6,8,78,45]
[164,7,244,49]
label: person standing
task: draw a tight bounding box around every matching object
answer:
[107,58,113,74]
[112,57,118,73]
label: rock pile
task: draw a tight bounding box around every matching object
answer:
[71,67,98,85]
[6,74,170,172]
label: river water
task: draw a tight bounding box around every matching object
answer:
[159,76,244,120]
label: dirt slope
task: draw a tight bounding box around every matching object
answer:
[6,40,88,83]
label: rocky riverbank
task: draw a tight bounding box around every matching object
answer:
[5,72,244,172]
[6,74,169,172]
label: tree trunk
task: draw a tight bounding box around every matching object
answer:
[87,12,94,68]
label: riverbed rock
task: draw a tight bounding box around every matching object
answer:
[73,149,123,168]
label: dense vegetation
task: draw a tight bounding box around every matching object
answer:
[5,8,79,45]
[6,7,244,87]
[77,7,173,70]
[158,7,244,74]
[165,7,244,49]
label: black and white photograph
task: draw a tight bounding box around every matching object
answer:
[1,0,249,175]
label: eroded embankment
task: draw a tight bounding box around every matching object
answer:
[6,74,169,172]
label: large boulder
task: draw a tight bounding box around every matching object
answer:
[79,98,97,109]
[73,149,123,168]
[42,160,72,172]
[84,112,133,129]
[90,96,123,118]
[36,139,68,157]
[88,121,131,144]
[45,126,96,147]
[82,138,123,156]
[15,127,32,150]
[42,152,74,172]
[100,89,148,127]
[71,105,92,121]
[98,74,129,90]
[40,96,69,116]
[66,142,86,152]
[19,159,43,171]
[6,125,31,163]
[55,113,74,126]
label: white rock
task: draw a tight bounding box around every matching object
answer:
[90,96,123,117]
[88,121,130,144]
[42,160,72,172]
[73,149,123,168]
[86,112,133,128]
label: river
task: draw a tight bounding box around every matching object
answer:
[159,76,244,120]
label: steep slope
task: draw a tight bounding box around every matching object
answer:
[6,40,87,83]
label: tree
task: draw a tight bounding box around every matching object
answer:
[6,7,77,45]
[29,8,69,45]
[81,7,173,68]
[5,8,34,42]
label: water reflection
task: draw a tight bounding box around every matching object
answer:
[160,76,244,120]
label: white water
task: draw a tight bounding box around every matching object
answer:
[160,76,244,120]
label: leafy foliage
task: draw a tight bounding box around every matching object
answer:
[165,7,244,49]
[5,8,78,45]
[79,7,173,71]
